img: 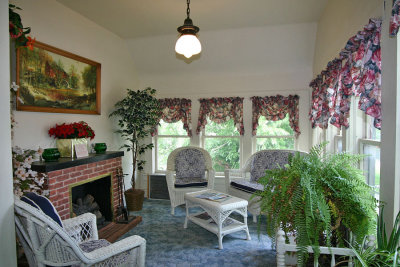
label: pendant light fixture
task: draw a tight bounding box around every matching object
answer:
[175,0,201,58]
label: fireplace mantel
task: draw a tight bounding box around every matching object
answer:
[31,151,124,172]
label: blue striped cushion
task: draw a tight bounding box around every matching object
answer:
[24,192,63,228]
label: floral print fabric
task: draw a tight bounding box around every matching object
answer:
[196,97,244,135]
[309,19,382,130]
[175,148,206,179]
[391,0,400,37]
[153,98,192,136]
[250,150,295,182]
[251,95,300,136]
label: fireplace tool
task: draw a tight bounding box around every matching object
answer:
[116,167,129,223]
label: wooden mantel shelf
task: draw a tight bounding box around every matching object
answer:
[31,151,124,173]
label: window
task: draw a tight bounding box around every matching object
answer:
[360,115,381,198]
[155,120,190,171]
[254,115,295,151]
[203,118,241,172]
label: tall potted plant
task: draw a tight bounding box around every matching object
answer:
[254,142,377,266]
[110,88,160,211]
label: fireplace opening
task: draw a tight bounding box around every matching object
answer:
[71,175,113,229]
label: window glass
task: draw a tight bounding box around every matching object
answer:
[255,115,295,151]
[366,116,381,141]
[256,115,294,136]
[205,118,239,136]
[158,120,187,135]
[156,120,190,171]
[363,144,381,199]
[157,137,190,171]
[204,119,240,172]
[256,138,294,151]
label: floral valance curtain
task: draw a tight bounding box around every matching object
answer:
[390,0,400,37]
[152,98,192,137]
[251,95,300,137]
[196,97,244,135]
[309,18,382,130]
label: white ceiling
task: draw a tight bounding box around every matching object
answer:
[56,0,328,39]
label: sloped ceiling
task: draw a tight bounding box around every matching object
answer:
[56,0,328,39]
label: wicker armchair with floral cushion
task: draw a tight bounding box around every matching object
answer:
[166,146,215,215]
[14,193,146,267]
[225,149,307,222]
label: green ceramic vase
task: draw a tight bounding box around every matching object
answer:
[42,148,60,162]
[94,143,107,154]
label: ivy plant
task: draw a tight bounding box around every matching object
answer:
[110,88,160,188]
[254,142,377,266]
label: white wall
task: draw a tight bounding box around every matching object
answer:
[127,23,317,178]
[0,0,17,265]
[313,0,383,75]
[10,0,141,186]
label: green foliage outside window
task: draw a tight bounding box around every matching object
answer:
[256,115,295,151]
[157,120,190,171]
[204,119,240,172]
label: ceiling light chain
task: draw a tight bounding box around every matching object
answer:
[186,0,190,18]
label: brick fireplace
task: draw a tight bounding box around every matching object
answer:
[32,152,124,220]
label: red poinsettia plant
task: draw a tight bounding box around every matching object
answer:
[48,121,95,140]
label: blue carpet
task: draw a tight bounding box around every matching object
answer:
[120,199,276,267]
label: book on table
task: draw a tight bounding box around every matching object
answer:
[194,212,234,227]
[195,192,231,202]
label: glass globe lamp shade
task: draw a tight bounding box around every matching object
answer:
[175,34,202,58]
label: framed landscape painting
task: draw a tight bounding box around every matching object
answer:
[16,41,101,114]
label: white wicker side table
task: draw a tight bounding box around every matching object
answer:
[184,189,251,249]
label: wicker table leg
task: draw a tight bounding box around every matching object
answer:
[184,200,189,229]
[244,207,251,240]
[217,212,223,249]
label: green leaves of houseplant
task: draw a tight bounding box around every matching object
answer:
[110,88,160,188]
[254,143,377,266]
[351,207,400,267]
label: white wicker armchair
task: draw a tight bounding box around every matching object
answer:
[166,146,215,215]
[225,149,307,223]
[14,197,146,267]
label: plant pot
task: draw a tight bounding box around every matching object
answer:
[56,138,87,157]
[124,188,145,211]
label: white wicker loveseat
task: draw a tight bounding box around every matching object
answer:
[14,193,146,267]
[166,146,215,215]
[225,149,307,222]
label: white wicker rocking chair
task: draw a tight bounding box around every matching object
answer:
[14,197,146,267]
[166,146,215,215]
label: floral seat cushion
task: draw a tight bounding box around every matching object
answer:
[250,151,295,182]
[78,239,129,265]
[175,149,207,188]
[230,179,263,193]
[174,177,208,188]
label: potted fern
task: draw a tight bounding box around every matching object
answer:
[110,88,160,211]
[254,143,377,266]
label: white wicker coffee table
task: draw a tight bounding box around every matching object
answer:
[184,189,251,249]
